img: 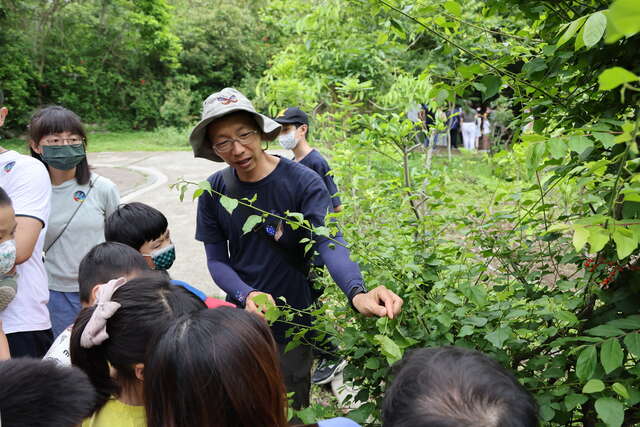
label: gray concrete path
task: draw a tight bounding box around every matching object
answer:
[89,150,289,298]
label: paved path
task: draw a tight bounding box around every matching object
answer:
[89,150,288,298]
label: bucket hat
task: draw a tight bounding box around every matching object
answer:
[189,88,281,162]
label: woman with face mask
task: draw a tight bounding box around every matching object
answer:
[29,106,120,338]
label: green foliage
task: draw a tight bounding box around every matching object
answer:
[0,0,276,135]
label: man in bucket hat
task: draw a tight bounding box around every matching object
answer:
[191,88,403,409]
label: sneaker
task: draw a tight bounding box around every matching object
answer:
[312,358,348,385]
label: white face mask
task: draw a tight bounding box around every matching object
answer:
[278,131,298,150]
[0,239,17,275]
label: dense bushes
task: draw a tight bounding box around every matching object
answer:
[0,0,276,134]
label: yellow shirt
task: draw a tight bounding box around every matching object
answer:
[82,398,146,427]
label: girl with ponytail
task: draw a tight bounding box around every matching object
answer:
[70,273,205,427]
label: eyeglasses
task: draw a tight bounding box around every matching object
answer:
[213,130,258,153]
[41,137,85,146]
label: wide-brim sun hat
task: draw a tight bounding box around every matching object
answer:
[189,87,281,162]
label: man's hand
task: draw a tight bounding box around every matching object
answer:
[352,285,403,319]
[245,291,276,319]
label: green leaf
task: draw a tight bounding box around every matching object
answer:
[607,316,640,330]
[598,67,640,91]
[485,327,512,348]
[219,195,238,215]
[565,393,588,411]
[612,383,630,400]
[612,228,638,259]
[479,75,502,100]
[595,397,624,427]
[557,16,587,47]
[587,228,610,252]
[365,357,380,370]
[601,338,624,374]
[583,379,605,393]
[586,325,625,337]
[576,345,597,380]
[242,215,263,234]
[374,334,403,364]
[624,333,640,356]
[443,0,462,16]
[568,136,593,154]
[547,138,567,159]
[606,0,640,43]
[593,132,617,148]
[573,227,589,251]
[583,12,607,48]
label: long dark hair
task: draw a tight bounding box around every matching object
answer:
[144,307,288,427]
[70,273,206,414]
[28,105,90,185]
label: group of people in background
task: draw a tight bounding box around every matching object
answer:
[0,87,539,426]
[408,102,493,151]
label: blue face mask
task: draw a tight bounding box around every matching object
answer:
[144,244,176,270]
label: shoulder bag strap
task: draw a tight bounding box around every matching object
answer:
[44,177,97,254]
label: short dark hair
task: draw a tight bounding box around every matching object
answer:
[78,242,150,303]
[0,89,4,107]
[104,202,168,251]
[382,346,539,427]
[144,308,288,427]
[28,106,90,185]
[0,358,96,427]
[70,274,206,414]
[0,187,12,207]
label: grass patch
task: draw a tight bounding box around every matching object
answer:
[1,127,191,154]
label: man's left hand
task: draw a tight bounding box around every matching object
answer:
[352,286,403,319]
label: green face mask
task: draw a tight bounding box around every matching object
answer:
[41,144,86,171]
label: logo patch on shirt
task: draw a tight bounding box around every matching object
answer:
[73,190,86,202]
[3,161,15,173]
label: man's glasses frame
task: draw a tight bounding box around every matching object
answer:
[213,130,258,153]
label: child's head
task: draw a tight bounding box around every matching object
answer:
[0,357,96,427]
[78,242,151,306]
[144,307,288,427]
[104,202,174,271]
[0,89,7,127]
[70,274,206,414]
[28,106,90,185]
[0,188,16,275]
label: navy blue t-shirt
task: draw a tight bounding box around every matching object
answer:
[299,149,341,209]
[195,157,333,342]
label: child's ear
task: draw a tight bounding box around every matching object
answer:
[29,139,42,154]
[134,363,144,381]
[90,285,100,305]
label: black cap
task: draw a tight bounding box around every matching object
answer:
[274,107,308,125]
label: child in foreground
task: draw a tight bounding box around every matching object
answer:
[144,307,360,427]
[0,187,17,312]
[43,241,149,365]
[71,274,206,427]
[105,202,233,308]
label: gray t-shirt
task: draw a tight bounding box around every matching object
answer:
[45,174,120,292]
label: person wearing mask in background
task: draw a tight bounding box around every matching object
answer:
[275,107,346,385]
[191,87,403,409]
[275,107,342,212]
[29,106,120,338]
[0,89,54,358]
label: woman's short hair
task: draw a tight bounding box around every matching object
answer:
[144,307,288,427]
[28,105,90,185]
